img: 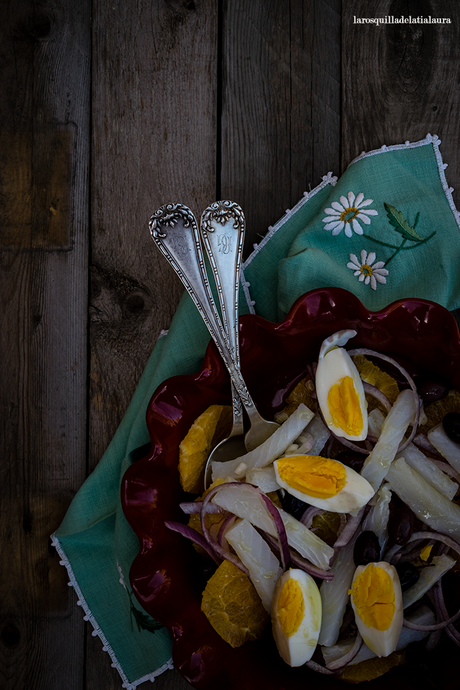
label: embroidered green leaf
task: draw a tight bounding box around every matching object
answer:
[384,203,425,241]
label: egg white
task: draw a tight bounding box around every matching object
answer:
[350,561,403,658]
[316,347,368,441]
[273,455,374,513]
[271,569,322,666]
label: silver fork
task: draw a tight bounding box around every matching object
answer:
[149,202,279,476]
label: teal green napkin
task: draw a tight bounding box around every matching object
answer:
[275,135,460,319]
[53,134,460,689]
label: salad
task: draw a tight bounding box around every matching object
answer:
[121,289,460,689]
[167,328,460,682]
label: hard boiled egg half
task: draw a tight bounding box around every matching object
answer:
[271,569,322,666]
[316,329,368,441]
[274,454,374,513]
[349,561,403,657]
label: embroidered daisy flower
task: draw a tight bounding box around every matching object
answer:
[347,250,389,290]
[322,191,378,237]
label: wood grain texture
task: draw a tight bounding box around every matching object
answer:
[221,0,341,255]
[0,0,91,688]
[89,0,219,471]
[342,0,460,203]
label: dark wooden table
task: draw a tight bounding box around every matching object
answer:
[1,1,460,688]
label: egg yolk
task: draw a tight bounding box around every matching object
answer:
[277,455,347,499]
[276,579,305,637]
[351,564,395,631]
[328,375,363,436]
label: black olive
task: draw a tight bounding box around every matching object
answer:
[335,450,366,474]
[388,504,416,545]
[277,490,310,521]
[395,561,420,591]
[416,374,449,403]
[442,412,460,444]
[353,530,380,566]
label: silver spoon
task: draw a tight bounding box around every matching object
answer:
[149,203,279,477]
[199,201,247,487]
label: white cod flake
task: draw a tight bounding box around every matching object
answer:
[428,423,460,474]
[211,403,314,481]
[212,485,333,569]
[361,389,417,491]
[225,518,282,612]
[386,457,460,542]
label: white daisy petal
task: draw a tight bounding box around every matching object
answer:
[359,209,378,216]
[359,273,365,282]
[347,191,356,206]
[374,272,388,282]
[322,214,340,222]
[360,249,367,264]
[349,253,359,265]
[355,192,364,207]
[357,198,374,208]
[331,201,345,212]
[352,218,363,235]
[354,270,361,276]
[345,225,353,238]
[364,275,371,285]
[347,262,360,270]
[324,220,344,231]
[339,195,349,208]
[356,212,372,225]
[332,226,344,236]
[367,252,376,265]
[370,275,377,290]
[372,262,386,270]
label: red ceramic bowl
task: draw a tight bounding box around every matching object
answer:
[121,287,460,690]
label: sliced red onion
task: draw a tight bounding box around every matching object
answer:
[363,382,392,412]
[433,580,460,647]
[200,484,249,574]
[333,507,366,550]
[259,492,291,571]
[218,515,237,548]
[408,531,460,558]
[300,506,325,528]
[325,633,363,671]
[200,482,290,573]
[180,501,223,515]
[401,531,460,632]
[164,520,220,564]
[432,459,460,484]
[305,660,335,675]
[261,532,334,581]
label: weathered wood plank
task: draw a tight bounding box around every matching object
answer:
[221,0,341,255]
[0,0,91,688]
[87,0,219,687]
[342,0,460,204]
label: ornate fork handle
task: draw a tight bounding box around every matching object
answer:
[149,203,256,412]
[200,201,245,433]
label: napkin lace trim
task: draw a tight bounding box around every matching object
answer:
[241,171,338,313]
[51,532,174,688]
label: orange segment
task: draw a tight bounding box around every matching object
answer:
[340,650,406,683]
[201,560,269,648]
[179,405,232,493]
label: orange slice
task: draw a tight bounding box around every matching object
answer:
[201,559,269,648]
[179,405,232,493]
